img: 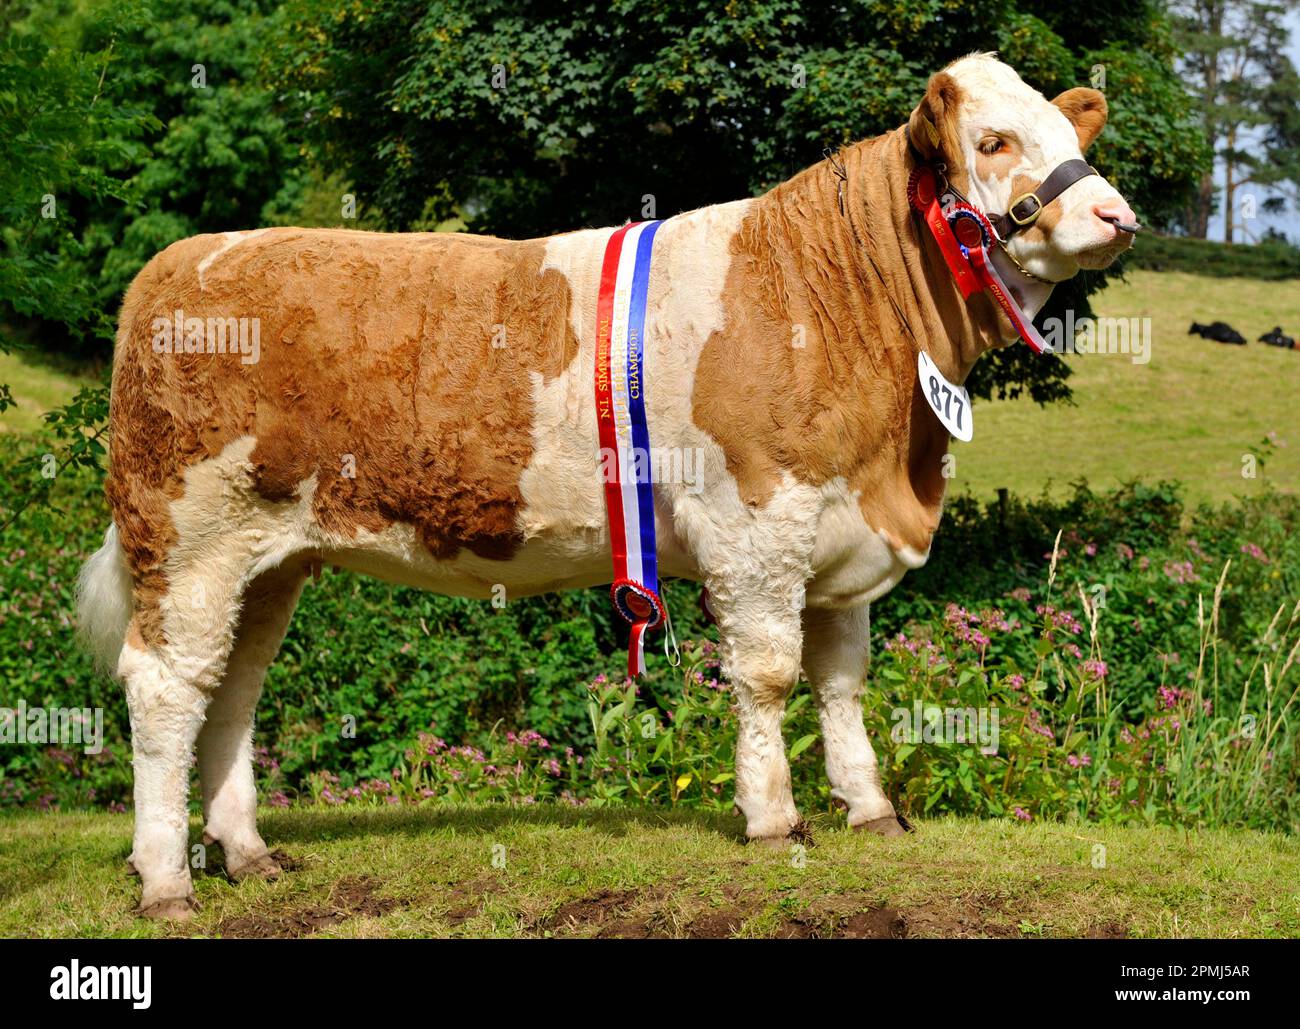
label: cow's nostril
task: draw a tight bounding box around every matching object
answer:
[1094,203,1140,234]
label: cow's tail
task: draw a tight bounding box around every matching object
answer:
[76,523,134,677]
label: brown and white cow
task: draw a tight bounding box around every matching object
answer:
[77,53,1135,918]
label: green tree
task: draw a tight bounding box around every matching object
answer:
[0,15,156,523]
[34,0,310,346]
[0,18,153,366]
[1171,0,1300,241]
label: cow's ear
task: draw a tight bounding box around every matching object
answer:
[1052,88,1108,152]
[908,72,964,166]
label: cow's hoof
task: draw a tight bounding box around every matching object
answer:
[137,895,199,921]
[855,815,910,837]
[227,851,283,881]
[748,820,814,849]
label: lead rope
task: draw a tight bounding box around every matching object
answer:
[663,602,681,667]
[822,146,848,216]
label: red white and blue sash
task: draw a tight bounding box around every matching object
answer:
[595,220,666,677]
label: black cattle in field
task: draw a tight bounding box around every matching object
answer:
[1188,321,1247,345]
[1258,326,1296,349]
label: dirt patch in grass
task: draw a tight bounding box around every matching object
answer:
[550,889,650,937]
[901,907,1013,939]
[215,876,401,938]
[266,849,302,873]
[895,887,1130,939]
[683,897,762,939]
[777,903,907,939]
[211,873,1131,940]
[541,887,684,938]
[443,877,502,928]
[544,882,905,939]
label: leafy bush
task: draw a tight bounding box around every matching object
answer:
[3,0,309,360]
[3,428,1296,831]
[254,555,1300,832]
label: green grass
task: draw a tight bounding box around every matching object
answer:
[0,348,99,435]
[2,806,1297,938]
[961,270,1300,504]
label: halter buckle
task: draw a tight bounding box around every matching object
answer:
[1008,191,1043,226]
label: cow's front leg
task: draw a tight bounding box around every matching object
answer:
[709,588,805,842]
[801,605,904,835]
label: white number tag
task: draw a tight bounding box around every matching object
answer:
[918,350,973,442]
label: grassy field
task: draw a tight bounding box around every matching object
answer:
[1,806,1296,938]
[0,348,99,435]
[2,269,1296,503]
[960,270,1300,503]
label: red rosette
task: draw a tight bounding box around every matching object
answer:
[946,204,992,252]
[907,165,937,213]
[611,578,666,631]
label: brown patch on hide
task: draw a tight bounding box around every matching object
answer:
[966,154,1061,248]
[1051,87,1107,152]
[691,127,999,555]
[106,228,579,646]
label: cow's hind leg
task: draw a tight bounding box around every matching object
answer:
[120,558,252,919]
[801,605,903,835]
[120,641,214,919]
[197,565,306,880]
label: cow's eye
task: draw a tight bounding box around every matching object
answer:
[978,137,1007,156]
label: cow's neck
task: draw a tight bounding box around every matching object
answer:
[762,130,1037,387]
[685,133,922,554]
[692,132,1050,557]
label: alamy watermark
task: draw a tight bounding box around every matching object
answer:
[1039,313,1151,365]
[151,309,261,364]
[598,446,704,495]
[49,961,150,1009]
[0,701,103,755]
[891,701,999,755]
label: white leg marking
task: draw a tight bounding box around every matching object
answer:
[122,437,316,915]
[723,619,804,840]
[686,479,820,840]
[119,642,210,915]
[801,605,899,828]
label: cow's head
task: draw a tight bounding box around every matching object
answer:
[907,53,1136,283]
